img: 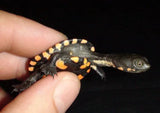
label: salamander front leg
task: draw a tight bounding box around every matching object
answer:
[91,65,106,79]
[40,53,62,77]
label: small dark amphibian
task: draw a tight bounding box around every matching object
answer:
[13,39,150,92]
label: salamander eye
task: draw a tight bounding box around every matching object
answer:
[133,59,144,68]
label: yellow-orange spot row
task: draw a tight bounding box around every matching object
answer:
[55,59,68,70]
[71,57,79,63]
[81,39,87,44]
[118,67,124,71]
[55,43,62,50]
[28,67,34,72]
[49,47,54,54]
[35,55,41,61]
[63,40,70,46]
[91,46,95,52]
[29,61,37,66]
[72,39,78,44]
[87,68,91,73]
[78,74,84,80]
[42,52,51,59]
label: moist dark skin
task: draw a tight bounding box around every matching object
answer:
[105,53,150,73]
[60,43,150,74]
[12,39,150,92]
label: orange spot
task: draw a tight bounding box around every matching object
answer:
[71,57,79,63]
[35,55,41,61]
[55,43,62,50]
[42,52,50,59]
[118,67,124,71]
[72,39,78,44]
[80,58,90,69]
[56,59,68,70]
[80,64,87,69]
[63,40,70,46]
[49,47,54,54]
[70,52,73,55]
[78,74,84,80]
[91,46,95,52]
[42,75,47,78]
[81,39,87,44]
[83,58,87,64]
[112,65,116,68]
[86,62,91,67]
[127,68,131,71]
[28,67,34,72]
[87,68,91,73]
[29,61,37,66]
[132,69,136,71]
[127,68,135,72]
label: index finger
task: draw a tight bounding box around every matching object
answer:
[0,10,67,79]
[0,10,67,57]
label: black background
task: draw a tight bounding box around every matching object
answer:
[0,1,160,113]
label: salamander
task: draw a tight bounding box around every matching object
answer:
[12,39,150,92]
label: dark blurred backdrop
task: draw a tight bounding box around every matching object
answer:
[0,1,160,113]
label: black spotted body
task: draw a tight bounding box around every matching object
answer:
[12,39,150,92]
[28,39,94,80]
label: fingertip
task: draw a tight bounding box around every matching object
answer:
[53,72,80,113]
[1,72,80,113]
[2,76,58,113]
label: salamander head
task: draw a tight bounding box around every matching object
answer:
[112,54,151,73]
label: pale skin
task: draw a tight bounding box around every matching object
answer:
[0,10,80,113]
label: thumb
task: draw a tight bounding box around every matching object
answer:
[1,72,80,113]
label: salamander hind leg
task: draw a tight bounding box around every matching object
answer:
[12,54,60,93]
[40,63,57,76]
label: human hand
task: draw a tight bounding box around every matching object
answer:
[0,10,80,113]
